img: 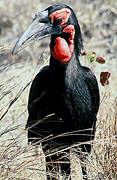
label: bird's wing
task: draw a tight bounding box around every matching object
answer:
[83,66,100,115]
[26,66,50,128]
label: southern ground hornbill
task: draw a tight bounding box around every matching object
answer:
[12,4,100,179]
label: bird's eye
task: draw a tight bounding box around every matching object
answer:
[53,18,62,25]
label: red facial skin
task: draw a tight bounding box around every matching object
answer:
[49,8,71,26]
[49,8,75,63]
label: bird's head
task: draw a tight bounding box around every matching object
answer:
[12,4,83,63]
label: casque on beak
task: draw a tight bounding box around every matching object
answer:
[12,10,62,55]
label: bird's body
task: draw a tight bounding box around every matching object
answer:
[26,50,99,179]
[27,52,99,147]
[12,4,100,179]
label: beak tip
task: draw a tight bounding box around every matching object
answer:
[12,50,16,56]
[11,50,15,56]
[12,44,18,55]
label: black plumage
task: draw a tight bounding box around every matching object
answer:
[12,4,100,179]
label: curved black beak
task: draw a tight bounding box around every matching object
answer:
[12,10,62,55]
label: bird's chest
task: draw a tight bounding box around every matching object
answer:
[48,64,92,128]
[52,74,90,125]
[49,75,80,119]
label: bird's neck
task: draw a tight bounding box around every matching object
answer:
[49,28,82,81]
[50,50,81,79]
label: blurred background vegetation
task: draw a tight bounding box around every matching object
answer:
[0,0,117,179]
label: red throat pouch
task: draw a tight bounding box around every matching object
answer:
[50,25,75,63]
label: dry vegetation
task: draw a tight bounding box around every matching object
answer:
[0,0,117,179]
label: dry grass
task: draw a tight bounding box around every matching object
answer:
[0,0,117,179]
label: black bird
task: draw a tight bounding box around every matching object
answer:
[12,4,100,179]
